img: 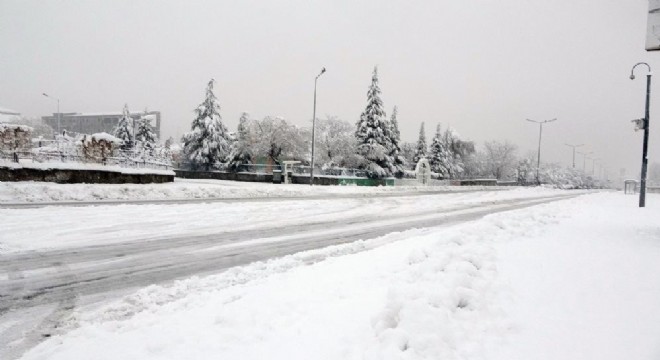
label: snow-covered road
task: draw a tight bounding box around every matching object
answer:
[9,191,658,360]
[0,187,577,359]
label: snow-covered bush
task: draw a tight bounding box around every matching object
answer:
[0,124,33,154]
[78,133,122,163]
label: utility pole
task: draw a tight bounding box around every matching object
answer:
[526,118,557,185]
[310,67,326,186]
[592,158,600,175]
[565,143,584,168]
[630,62,652,207]
[577,151,592,172]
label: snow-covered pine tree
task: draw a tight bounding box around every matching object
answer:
[135,109,158,151]
[355,67,393,179]
[387,106,405,177]
[181,79,232,170]
[429,123,449,177]
[413,122,427,167]
[227,112,253,171]
[113,104,133,150]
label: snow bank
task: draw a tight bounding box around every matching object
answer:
[0,178,509,203]
[19,191,589,360]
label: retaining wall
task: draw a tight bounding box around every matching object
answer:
[0,166,174,184]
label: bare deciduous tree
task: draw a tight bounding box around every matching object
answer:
[483,140,518,180]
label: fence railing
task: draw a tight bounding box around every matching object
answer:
[1,148,172,171]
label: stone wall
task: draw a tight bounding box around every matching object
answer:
[175,170,273,183]
[0,166,173,184]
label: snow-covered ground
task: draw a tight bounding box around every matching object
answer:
[16,192,660,360]
[0,178,499,203]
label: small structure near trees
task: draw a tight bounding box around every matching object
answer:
[78,132,122,164]
[415,157,431,185]
[0,123,33,162]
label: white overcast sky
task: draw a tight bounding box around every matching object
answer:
[1,0,659,177]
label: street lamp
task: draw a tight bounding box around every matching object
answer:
[577,151,593,172]
[591,158,600,175]
[42,92,60,136]
[526,118,557,185]
[630,62,652,208]
[565,143,584,168]
[310,67,326,186]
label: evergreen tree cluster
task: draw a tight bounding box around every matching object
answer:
[113,105,159,153]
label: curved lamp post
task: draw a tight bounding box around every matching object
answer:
[310,67,326,186]
[526,118,557,185]
[630,62,652,207]
[42,92,60,135]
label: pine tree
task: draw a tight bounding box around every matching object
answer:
[355,67,393,179]
[429,123,448,177]
[181,79,232,170]
[135,109,158,151]
[387,106,405,177]
[113,104,133,150]
[227,112,253,171]
[413,122,427,166]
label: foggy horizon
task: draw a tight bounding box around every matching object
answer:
[1,0,659,178]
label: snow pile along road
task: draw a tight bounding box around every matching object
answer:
[19,191,576,360]
[0,178,498,203]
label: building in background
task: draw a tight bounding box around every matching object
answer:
[42,111,161,139]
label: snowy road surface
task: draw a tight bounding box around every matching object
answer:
[8,191,659,360]
[0,187,576,359]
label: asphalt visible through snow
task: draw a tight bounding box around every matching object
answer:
[0,191,579,359]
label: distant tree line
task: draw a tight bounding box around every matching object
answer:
[176,72,619,187]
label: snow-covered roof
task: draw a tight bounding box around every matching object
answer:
[45,111,159,118]
[0,123,33,132]
[87,132,123,144]
[0,114,21,124]
[0,107,20,115]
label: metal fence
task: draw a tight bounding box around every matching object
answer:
[1,148,172,171]
[175,161,371,178]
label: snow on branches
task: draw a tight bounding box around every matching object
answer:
[355,67,396,179]
[181,79,233,170]
[113,104,133,149]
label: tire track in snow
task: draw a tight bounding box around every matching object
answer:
[0,192,581,359]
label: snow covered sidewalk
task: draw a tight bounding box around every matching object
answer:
[17,192,660,360]
[488,192,660,360]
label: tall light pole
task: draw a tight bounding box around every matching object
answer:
[526,118,557,185]
[565,143,584,168]
[591,158,600,175]
[42,92,60,136]
[577,151,592,172]
[310,67,326,186]
[630,62,652,208]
